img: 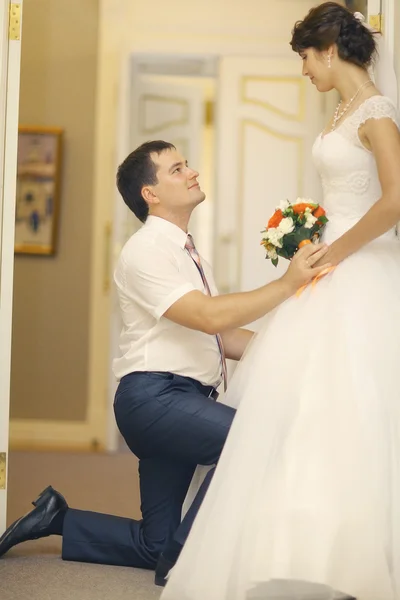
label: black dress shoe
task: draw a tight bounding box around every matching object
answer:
[0,485,68,557]
[154,553,175,587]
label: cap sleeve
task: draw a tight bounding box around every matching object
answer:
[355,95,399,130]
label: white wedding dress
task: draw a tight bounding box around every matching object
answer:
[161,95,400,600]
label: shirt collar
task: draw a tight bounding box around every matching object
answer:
[145,216,189,249]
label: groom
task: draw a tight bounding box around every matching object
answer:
[0,141,328,586]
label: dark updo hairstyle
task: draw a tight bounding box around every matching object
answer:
[290,2,378,68]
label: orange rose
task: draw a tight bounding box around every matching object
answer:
[268,209,283,229]
[313,206,326,219]
[292,203,316,215]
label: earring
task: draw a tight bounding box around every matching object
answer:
[327,54,332,69]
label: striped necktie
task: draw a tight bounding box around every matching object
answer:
[185,234,227,392]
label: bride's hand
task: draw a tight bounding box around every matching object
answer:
[282,243,331,292]
[312,246,339,269]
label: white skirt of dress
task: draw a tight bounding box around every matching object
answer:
[161,233,400,600]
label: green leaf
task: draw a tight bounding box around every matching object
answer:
[277,246,292,260]
[272,257,279,267]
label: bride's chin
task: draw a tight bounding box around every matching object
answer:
[316,82,334,93]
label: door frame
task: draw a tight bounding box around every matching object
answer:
[380,0,395,57]
[0,0,23,532]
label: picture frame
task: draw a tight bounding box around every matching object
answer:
[14,126,63,255]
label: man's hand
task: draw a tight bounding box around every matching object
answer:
[281,243,331,293]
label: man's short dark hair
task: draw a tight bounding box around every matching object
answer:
[116,141,176,223]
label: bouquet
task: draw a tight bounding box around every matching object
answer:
[261,198,328,266]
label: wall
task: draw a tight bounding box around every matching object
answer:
[10,0,99,422]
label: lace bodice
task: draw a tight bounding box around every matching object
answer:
[312,95,399,242]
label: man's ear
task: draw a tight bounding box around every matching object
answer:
[142,186,160,206]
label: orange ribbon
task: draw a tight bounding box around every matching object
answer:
[296,266,336,297]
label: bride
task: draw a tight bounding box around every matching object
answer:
[160,3,400,600]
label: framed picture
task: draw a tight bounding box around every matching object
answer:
[15,126,63,255]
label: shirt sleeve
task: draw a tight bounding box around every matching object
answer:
[115,241,196,320]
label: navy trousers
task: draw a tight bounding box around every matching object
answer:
[61,372,236,568]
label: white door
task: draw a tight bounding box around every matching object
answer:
[214,56,331,309]
[108,71,205,450]
[125,73,205,240]
[0,0,23,533]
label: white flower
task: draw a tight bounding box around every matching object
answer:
[277,216,295,235]
[277,199,289,212]
[267,247,278,260]
[266,227,283,248]
[293,197,314,205]
[304,213,317,229]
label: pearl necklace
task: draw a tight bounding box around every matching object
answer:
[331,80,373,131]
